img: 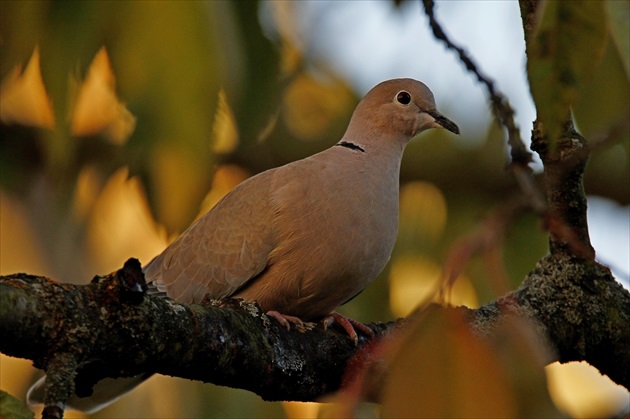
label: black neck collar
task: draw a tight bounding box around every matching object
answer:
[335,141,365,153]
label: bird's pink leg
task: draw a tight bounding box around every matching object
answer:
[322,312,375,345]
[266,310,306,331]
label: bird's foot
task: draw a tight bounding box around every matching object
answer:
[266,310,314,332]
[322,312,375,345]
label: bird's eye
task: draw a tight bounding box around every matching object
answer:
[395,91,412,105]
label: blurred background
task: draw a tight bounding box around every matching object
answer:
[1,1,628,417]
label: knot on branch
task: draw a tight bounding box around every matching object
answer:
[531,119,589,168]
[91,257,147,305]
[117,258,148,304]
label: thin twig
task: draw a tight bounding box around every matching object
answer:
[421,1,596,267]
[439,197,531,301]
[421,0,532,168]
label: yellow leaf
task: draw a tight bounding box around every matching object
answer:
[86,167,168,273]
[0,47,55,129]
[70,47,136,145]
[265,1,304,76]
[211,89,239,154]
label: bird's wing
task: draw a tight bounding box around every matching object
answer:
[143,169,279,304]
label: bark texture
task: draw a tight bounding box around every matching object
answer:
[1,2,628,417]
[1,253,628,415]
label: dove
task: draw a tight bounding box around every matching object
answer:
[28,78,459,413]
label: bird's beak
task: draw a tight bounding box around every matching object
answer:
[427,110,460,135]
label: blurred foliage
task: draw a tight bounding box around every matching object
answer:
[526,0,629,156]
[0,0,628,418]
[380,308,559,418]
[0,390,35,419]
[526,1,608,143]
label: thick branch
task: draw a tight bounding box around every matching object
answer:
[0,261,394,407]
[1,256,628,416]
[469,254,630,388]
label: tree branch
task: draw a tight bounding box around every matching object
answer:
[1,4,627,418]
[0,260,395,408]
[422,0,532,169]
[1,253,628,417]
[473,254,630,388]
[531,121,596,259]
[420,2,627,390]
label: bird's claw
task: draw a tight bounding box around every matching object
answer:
[322,312,374,345]
[266,310,314,332]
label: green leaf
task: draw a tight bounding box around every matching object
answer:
[0,390,35,419]
[109,1,225,232]
[606,0,630,77]
[573,39,630,141]
[526,0,608,143]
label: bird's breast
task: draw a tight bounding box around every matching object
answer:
[236,151,400,319]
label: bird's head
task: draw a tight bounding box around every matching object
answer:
[343,78,459,146]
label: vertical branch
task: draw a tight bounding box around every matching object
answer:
[427,0,596,261]
[518,1,595,260]
[530,121,595,259]
[517,0,540,45]
[41,353,78,419]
